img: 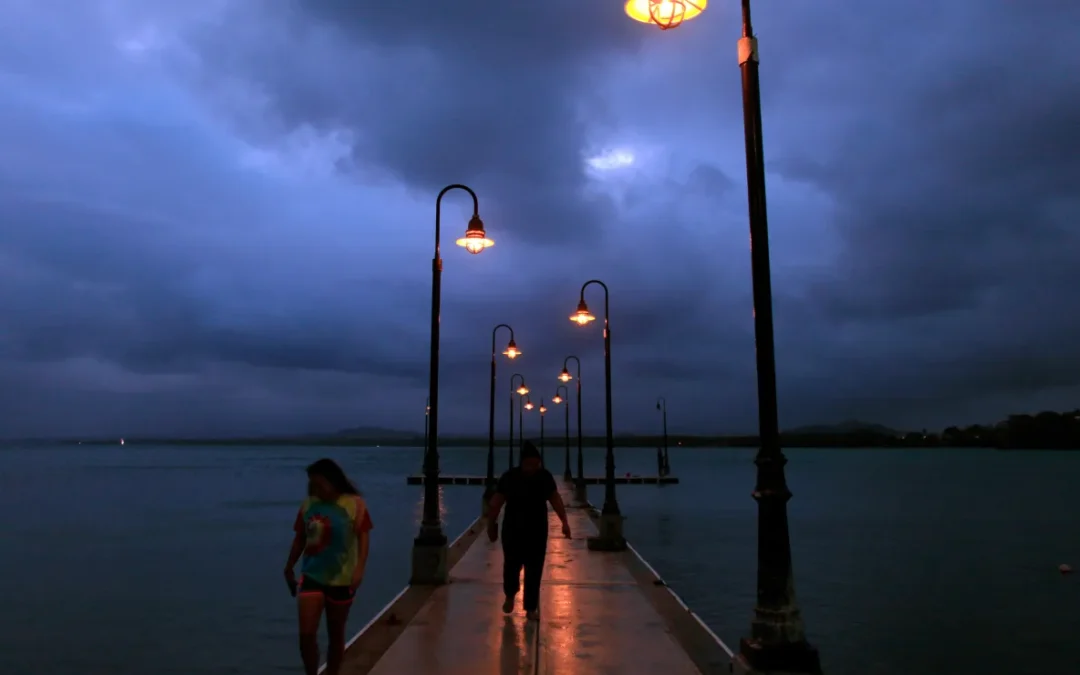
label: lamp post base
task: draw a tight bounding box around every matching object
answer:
[481,484,496,518]
[734,638,822,675]
[586,512,626,552]
[410,530,449,585]
[563,468,573,482]
[573,481,589,507]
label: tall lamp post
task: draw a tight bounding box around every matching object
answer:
[522,395,535,458]
[537,398,548,466]
[570,280,625,551]
[553,385,572,481]
[485,325,520,514]
[559,356,585,504]
[422,396,430,474]
[413,183,494,586]
[625,1,822,671]
[656,396,670,476]
[509,374,529,469]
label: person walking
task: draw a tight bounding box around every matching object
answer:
[284,459,373,675]
[486,441,571,621]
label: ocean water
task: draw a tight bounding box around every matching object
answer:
[0,444,1077,675]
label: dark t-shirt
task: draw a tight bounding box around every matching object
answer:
[496,467,557,537]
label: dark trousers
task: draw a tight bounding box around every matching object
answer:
[501,533,547,612]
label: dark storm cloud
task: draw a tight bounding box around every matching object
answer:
[746,0,1080,419]
[1,0,1079,438]
[185,0,647,246]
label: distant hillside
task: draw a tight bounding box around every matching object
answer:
[785,420,900,436]
[330,426,420,439]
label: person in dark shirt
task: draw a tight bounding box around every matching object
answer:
[487,440,571,621]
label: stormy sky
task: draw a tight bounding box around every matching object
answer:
[1,0,1078,439]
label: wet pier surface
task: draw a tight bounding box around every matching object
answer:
[338,485,727,675]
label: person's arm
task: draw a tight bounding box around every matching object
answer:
[487,473,509,540]
[488,492,506,522]
[284,507,306,594]
[351,498,374,590]
[546,473,571,537]
[548,490,571,537]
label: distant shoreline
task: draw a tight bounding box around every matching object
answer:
[40,435,1078,450]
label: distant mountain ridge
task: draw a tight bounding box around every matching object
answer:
[329,426,420,439]
[784,420,900,436]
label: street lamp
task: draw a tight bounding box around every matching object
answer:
[509,373,528,469]
[414,183,494,586]
[570,280,625,551]
[656,396,670,476]
[625,2,822,672]
[624,0,706,29]
[559,356,585,504]
[485,324,520,515]
[536,398,548,466]
[553,384,572,482]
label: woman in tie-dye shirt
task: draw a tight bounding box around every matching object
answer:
[284,458,373,675]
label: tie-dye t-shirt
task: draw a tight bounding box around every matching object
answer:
[294,494,373,587]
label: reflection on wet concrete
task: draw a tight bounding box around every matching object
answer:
[361,486,700,675]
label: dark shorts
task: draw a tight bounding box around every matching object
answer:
[299,577,355,604]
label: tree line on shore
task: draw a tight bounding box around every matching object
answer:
[58,409,1080,450]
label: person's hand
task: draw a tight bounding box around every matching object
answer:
[561,521,572,539]
[284,567,297,597]
[487,520,499,543]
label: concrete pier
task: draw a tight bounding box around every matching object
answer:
[335,485,731,674]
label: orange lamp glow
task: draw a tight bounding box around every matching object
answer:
[551,394,563,404]
[455,215,494,254]
[539,404,547,414]
[516,384,530,396]
[524,400,535,411]
[570,299,596,325]
[558,368,572,383]
[503,339,521,359]
[625,0,706,30]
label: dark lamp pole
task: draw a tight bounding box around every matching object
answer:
[560,356,585,504]
[572,280,625,551]
[509,373,527,469]
[554,384,571,481]
[538,398,547,466]
[485,324,517,514]
[414,183,491,586]
[423,396,430,474]
[656,396,670,476]
[733,2,820,671]
[629,1,821,670]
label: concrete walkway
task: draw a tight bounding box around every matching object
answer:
[354,487,703,675]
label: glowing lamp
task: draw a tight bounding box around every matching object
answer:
[558,368,572,383]
[503,339,521,359]
[624,0,706,30]
[454,215,494,254]
[570,300,596,325]
[524,400,535,411]
[551,394,563,404]
[516,384,530,396]
[539,404,547,414]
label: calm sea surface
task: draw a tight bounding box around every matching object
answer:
[1,445,1078,675]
